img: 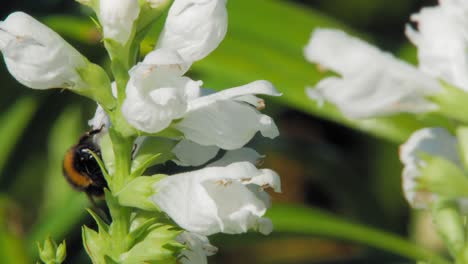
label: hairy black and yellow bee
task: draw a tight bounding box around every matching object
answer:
[62,127,107,199]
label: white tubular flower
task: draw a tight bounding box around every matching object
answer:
[177,232,217,264]
[304,29,441,118]
[151,162,281,236]
[122,50,202,133]
[174,80,281,149]
[405,0,468,91]
[399,127,460,208]
[208,148,263,167]
[156,0,228,63]
[172,140,219,166]
[0,12,87,89]
[98,0,140,45]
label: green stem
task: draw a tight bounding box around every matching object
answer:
[106,129,135,256]
[268,204,452,264]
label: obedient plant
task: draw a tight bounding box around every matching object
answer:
[0,0,282,263]
[305,0,468,262]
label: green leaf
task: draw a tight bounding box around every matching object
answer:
[267,204,451,264]
[0,97,38,178]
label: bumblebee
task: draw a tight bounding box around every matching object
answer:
[62,127,107,199]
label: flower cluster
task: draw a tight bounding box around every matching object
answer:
[0,0,281,263]
[305,0,468,260]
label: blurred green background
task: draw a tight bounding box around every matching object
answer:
[0,0,445,263]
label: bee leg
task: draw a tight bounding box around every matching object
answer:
[86,193,110,224]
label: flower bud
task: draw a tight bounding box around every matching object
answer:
[156,0,228,63]
[98,0,140,45]
[38,237,67,264]
[0,12,88,90]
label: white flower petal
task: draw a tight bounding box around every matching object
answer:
[0,12,87,89]
[156,0,227,62]
[177,232,217,264]
[88,104,110,131]
[189,80,280,110]
[172,140,220,166]
[174,100,279,149]
[399,127,460,208]
[406,2,468,91]
[305,29,441,118]
[152,162,278,235]
[142,48,191,76]
[122,71,202,133]
[99,0,140,45]
[208,148,263,167]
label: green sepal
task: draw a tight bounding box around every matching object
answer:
[116,175,166,211]
[98,133,115,177]
[418,154,468,198]
[82,226,111,264]
[37,237,66,264]
[86,209,110,234]
[131,137,177,175]
[118,223,182,264]
[432,199,465,257]
[131,153,162,178]
[135,0,174,42]
[89,149,111,184]
[76,63,116,111]
[429,81,468,124]
[126,217,159,247]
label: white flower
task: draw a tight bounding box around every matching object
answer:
[121,50,202,133]
[406,0,468,91]
[174,80,280,149]
[172,140,220,166]
[177,232,217,264]
[0,12,87,89]
[123,59,280,147]
[207,148,262,167]
[98,0,140,45]
[304,29,441,118]
[156,0,228,63]
[399,127,460,208]
[151,161,281,236]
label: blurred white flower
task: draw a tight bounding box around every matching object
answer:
[177,232,217,264]
[156,0,228,64]
[0,12,87,89]
[406,0,468,91]
[304,29,441,118]
[151,161,281,236]
[98,0,140,45]
[399,127,460,208]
